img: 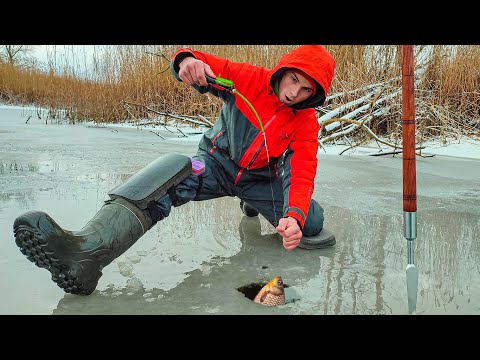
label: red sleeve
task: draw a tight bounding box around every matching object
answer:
[284,112,320,228]
[172,48,248,85]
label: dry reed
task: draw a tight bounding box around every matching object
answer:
[0,45,479,140]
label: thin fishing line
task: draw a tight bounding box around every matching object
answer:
[232,88,278,225]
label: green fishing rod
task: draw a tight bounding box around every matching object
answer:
[205,75,265,133]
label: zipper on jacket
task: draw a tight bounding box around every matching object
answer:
[234,168,244,185]
[208,130,224,155]
[246,143,264,170]
[211,131,224,144]
[239,113,278,169]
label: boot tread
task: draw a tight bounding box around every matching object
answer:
[14,214,98,296]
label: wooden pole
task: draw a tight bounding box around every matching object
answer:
[402,45,416,212]
[402,44,418,314]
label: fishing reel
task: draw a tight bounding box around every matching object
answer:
[205,75,235,90]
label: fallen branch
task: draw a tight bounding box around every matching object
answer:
[368,146,427,156]
[319,105,393,145]
[338,138,369,155]
[322,76,400,104]
[321,89,399,133]
[123,100,212,128]
[174,126,187,137]
[318,92,375,126]
[149,130,166,139]
[320,115,398,149]
[197,114,214,127]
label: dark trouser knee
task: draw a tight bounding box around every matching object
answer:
[302,199,324,236]
[152,173,199,223]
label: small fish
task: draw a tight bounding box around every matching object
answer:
[253,276,285,306]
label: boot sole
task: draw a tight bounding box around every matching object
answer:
[297,228,336,250]
[13,212,100,295]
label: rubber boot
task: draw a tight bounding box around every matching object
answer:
[13,197,151,296]
[240,200,259,217]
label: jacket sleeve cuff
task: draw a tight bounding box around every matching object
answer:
[285,211,304,230]
[170,51,196,79]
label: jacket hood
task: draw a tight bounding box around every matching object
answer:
[268,45,336,110]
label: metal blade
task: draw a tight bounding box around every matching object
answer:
[404,212,418,314]
[406,263,418,314]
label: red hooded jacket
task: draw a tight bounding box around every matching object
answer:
[171,46,336,228]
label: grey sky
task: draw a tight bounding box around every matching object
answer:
[33,45,97,64]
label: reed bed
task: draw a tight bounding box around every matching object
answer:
[1,45,479,146]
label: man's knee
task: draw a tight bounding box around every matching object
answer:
[302,200,324,236]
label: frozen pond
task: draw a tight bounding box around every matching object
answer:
[1,106,479,314]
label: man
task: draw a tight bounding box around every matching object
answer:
[13,45,336,296]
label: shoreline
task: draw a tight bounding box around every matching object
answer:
[2,104,479,160]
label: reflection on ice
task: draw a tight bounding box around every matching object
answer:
[2,106,480,314]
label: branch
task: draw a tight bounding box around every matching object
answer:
[368,146,429,156]
[320,116,398,149]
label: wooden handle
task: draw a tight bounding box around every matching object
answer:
[402,45,417,212]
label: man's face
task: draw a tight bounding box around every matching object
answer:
[277,70,315,106]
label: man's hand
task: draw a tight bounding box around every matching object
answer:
[276,217,303,251]
[178,57,216,87]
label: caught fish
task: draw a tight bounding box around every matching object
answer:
[253,276,285,306]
